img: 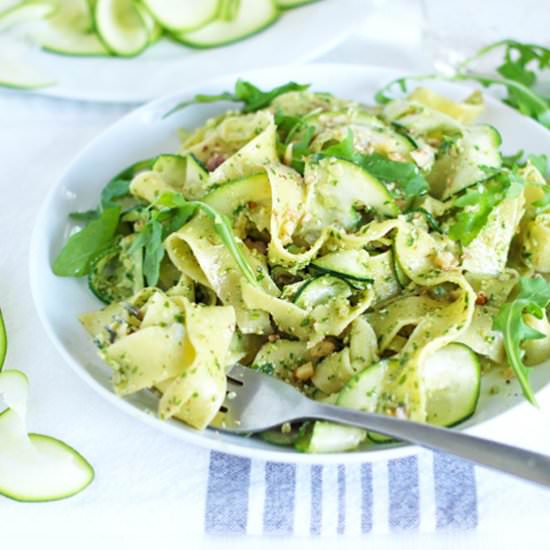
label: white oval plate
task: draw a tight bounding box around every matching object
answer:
[17,0,363,103]
[30,63,550,464]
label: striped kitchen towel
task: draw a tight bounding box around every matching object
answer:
[203,450,477,536]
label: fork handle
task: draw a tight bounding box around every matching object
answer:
[309,402,550,487]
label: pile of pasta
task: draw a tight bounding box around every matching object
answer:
[80,86,550,434]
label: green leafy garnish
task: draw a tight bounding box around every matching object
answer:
[69,159,153,221]
[0,309,6,372]
[316,130,429,202]
[374,40,550,130]
[53,207,121,277]
[100,179,131,209]
[165,80,310,118]
[448,169,524,245]
[528,153,549,177]
[155,192,258,286]
[289,125,315,174]
[127,202,198,287]
[127,217,164,287]
[501,149,525,169]
[494,277,550,405]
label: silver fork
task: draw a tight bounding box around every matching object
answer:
[217,364,550,488]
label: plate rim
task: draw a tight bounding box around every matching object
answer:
[29,62,550,464]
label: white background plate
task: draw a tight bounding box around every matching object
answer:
[20,0,364,103]
[30,63,550,463]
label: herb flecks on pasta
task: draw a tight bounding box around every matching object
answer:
[54,81,550,449]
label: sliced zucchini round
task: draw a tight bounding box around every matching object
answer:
[37,30,109,56]
[142,0,218,32]
[424,343,480,427]
[152,153,187,187]
[135,2,162,45]
[0,56,54,90]
[174,0,279,49]
[0,370,29,418]
[0,370,93,502]
[260,426,301,446]
[306,159,400,232]
[293,274,352,310]
[295,420,367,453]
[203,174,271,222]
[428,125,502,199]
[337,359,388,412]
[0,310,6,371]
[29,0,108,56]
[217,0,240,22]
[337,344,481,443]
[88,239,144,304]
[311,249,374,284]
[0,409,94,502]
[95,0,149,57]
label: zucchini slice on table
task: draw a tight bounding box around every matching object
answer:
[0,370,94,502]
[0,54,53,90]
[0,310,6,371]
[174,0,279,49]
[29,0,110,56]
[136,2,162,45]
[95,0,150,57]
[142,0,218,32]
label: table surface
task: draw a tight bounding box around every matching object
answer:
[2,1,550,548]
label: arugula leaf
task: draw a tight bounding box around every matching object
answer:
[448,170,523,245]
[53,207,121,277]
[316,130,428,202]
[494,277,550,405]
[165,79,310,118]
[374,40,550,130]
[501,150,524,169]
[362,154,428,200]
[69,210,99,222]
[100,178,131,209]
[289,125,315,174]
[69,159,152,221]
[528,153,549,177]
[374,77,411,105]
[68,178,130,223]
[155,192,258,286]
[143,220,164,287]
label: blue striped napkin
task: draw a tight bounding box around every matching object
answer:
[203,450,477,536]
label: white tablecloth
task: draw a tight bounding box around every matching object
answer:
[2,2,550,548]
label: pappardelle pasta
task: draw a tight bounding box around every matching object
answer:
[54,81,550,452]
